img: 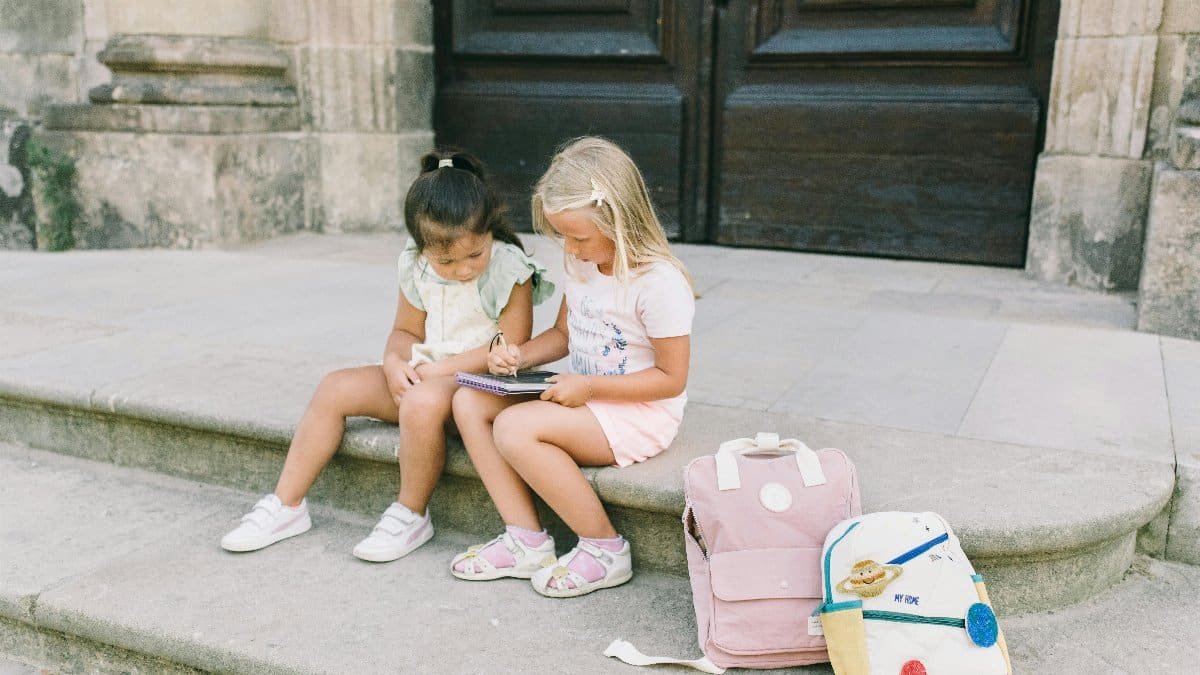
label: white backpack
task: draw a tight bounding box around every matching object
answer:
[817,512,1012,675]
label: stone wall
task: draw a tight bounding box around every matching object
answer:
[1026,0,1167,291]
[1026,0,1200,339]
[2,1,433,247]
[270,0,434,234]
[0,0,113,118]
[0,113,35,250]
[1137,4,1200,339]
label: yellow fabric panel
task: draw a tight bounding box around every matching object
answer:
[821,607,870,675]
[975,580,1012,675]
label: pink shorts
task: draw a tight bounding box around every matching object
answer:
[586,399,684,467]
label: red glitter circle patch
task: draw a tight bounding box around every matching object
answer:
[900,660,928,675]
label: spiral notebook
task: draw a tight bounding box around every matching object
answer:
[455,370,558,396]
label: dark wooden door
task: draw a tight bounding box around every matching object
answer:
[432,1,707,239]
[434,1,1058,265]
[710,1,1059,265]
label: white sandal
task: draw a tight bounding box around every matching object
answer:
[531,540,633,598]
[450,531,556,581]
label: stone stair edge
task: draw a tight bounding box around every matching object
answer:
[0,604,284,675]
[0,379,1175,565]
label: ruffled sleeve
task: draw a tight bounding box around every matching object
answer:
[478,242,557,320]
[396,239,425,311]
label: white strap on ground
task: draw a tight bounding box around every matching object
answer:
[603,640,725,674]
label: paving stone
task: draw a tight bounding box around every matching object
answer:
[958,324,1172,461]
[769,312,1007,435]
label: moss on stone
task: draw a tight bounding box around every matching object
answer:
[25,135,79,251]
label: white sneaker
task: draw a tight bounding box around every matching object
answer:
[220,494,312,552]
[352,502,434,562]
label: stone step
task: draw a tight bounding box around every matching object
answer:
[0,443,767,675]
[3,444,1197,675]
[0,375,1173,616]
[0,236,1184,618]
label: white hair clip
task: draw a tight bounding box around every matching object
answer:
[589,180,606,207]
[438,158,454,169]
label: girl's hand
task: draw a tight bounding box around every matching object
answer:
[540,374,592,408]
[489,343,521,376]
[385,361,422,405]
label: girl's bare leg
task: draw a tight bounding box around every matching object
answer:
[275,366,398,506]
[451,387,540,530]
[491,401,617,539]
[395,375,460,514]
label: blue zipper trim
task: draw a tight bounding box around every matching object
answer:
[862,610,965,628]
[823,521,860,602]
[887,532,950,565]
[821,600,863,613]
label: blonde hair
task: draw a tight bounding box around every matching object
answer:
[532,136,693,289]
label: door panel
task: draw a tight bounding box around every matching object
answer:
[437,83,684,235]
[718,89,1037,261]
[434,1,705,238]
[711,0,1057,265]
[434,1,1058,265]
[752,0,1024,56]
[452,0,665,59]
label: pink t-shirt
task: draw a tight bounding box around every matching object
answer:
[565,259,695,418]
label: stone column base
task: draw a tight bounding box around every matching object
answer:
[1026,154,1154,291]
[38,104,306,249]
[1138,164,1200,340]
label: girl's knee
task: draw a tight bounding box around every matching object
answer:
[399,383,451,427]
[451,386,490,420]
[493,408,536,457]
[312,369,354,409]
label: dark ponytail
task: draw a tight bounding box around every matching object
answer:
[404,149,523,253]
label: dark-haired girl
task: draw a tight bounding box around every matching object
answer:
[221,150,555,562]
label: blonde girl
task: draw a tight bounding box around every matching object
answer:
[221,150,555,562]
[450,137,694,597]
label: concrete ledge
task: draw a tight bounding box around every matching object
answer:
[43,104,301,134]
[3,445,1197,675]
[0,615,202,675]
[0,380,1175,614]
[0,445,713,675]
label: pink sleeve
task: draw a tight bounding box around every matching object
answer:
[638,265,695,339]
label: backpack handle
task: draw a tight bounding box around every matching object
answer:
[715,432,827,491]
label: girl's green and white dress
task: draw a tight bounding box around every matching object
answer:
[397,238,555,367]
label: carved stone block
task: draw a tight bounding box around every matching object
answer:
[1162,0,1200,33]
[1027,155,1154,290]
[0,114,35,250]
[0,0,83,53]
[1138,165,1200,339]
[33,129,306,249]
[311,131,431,233]
[1174,125,1200,170]
[0,53,77,117]
[1045,35,1157,158]
[1057,0,1165,38]
[298,46,431,133]
[89,34,297,107]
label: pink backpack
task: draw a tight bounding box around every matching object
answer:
[607,433,861,672]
